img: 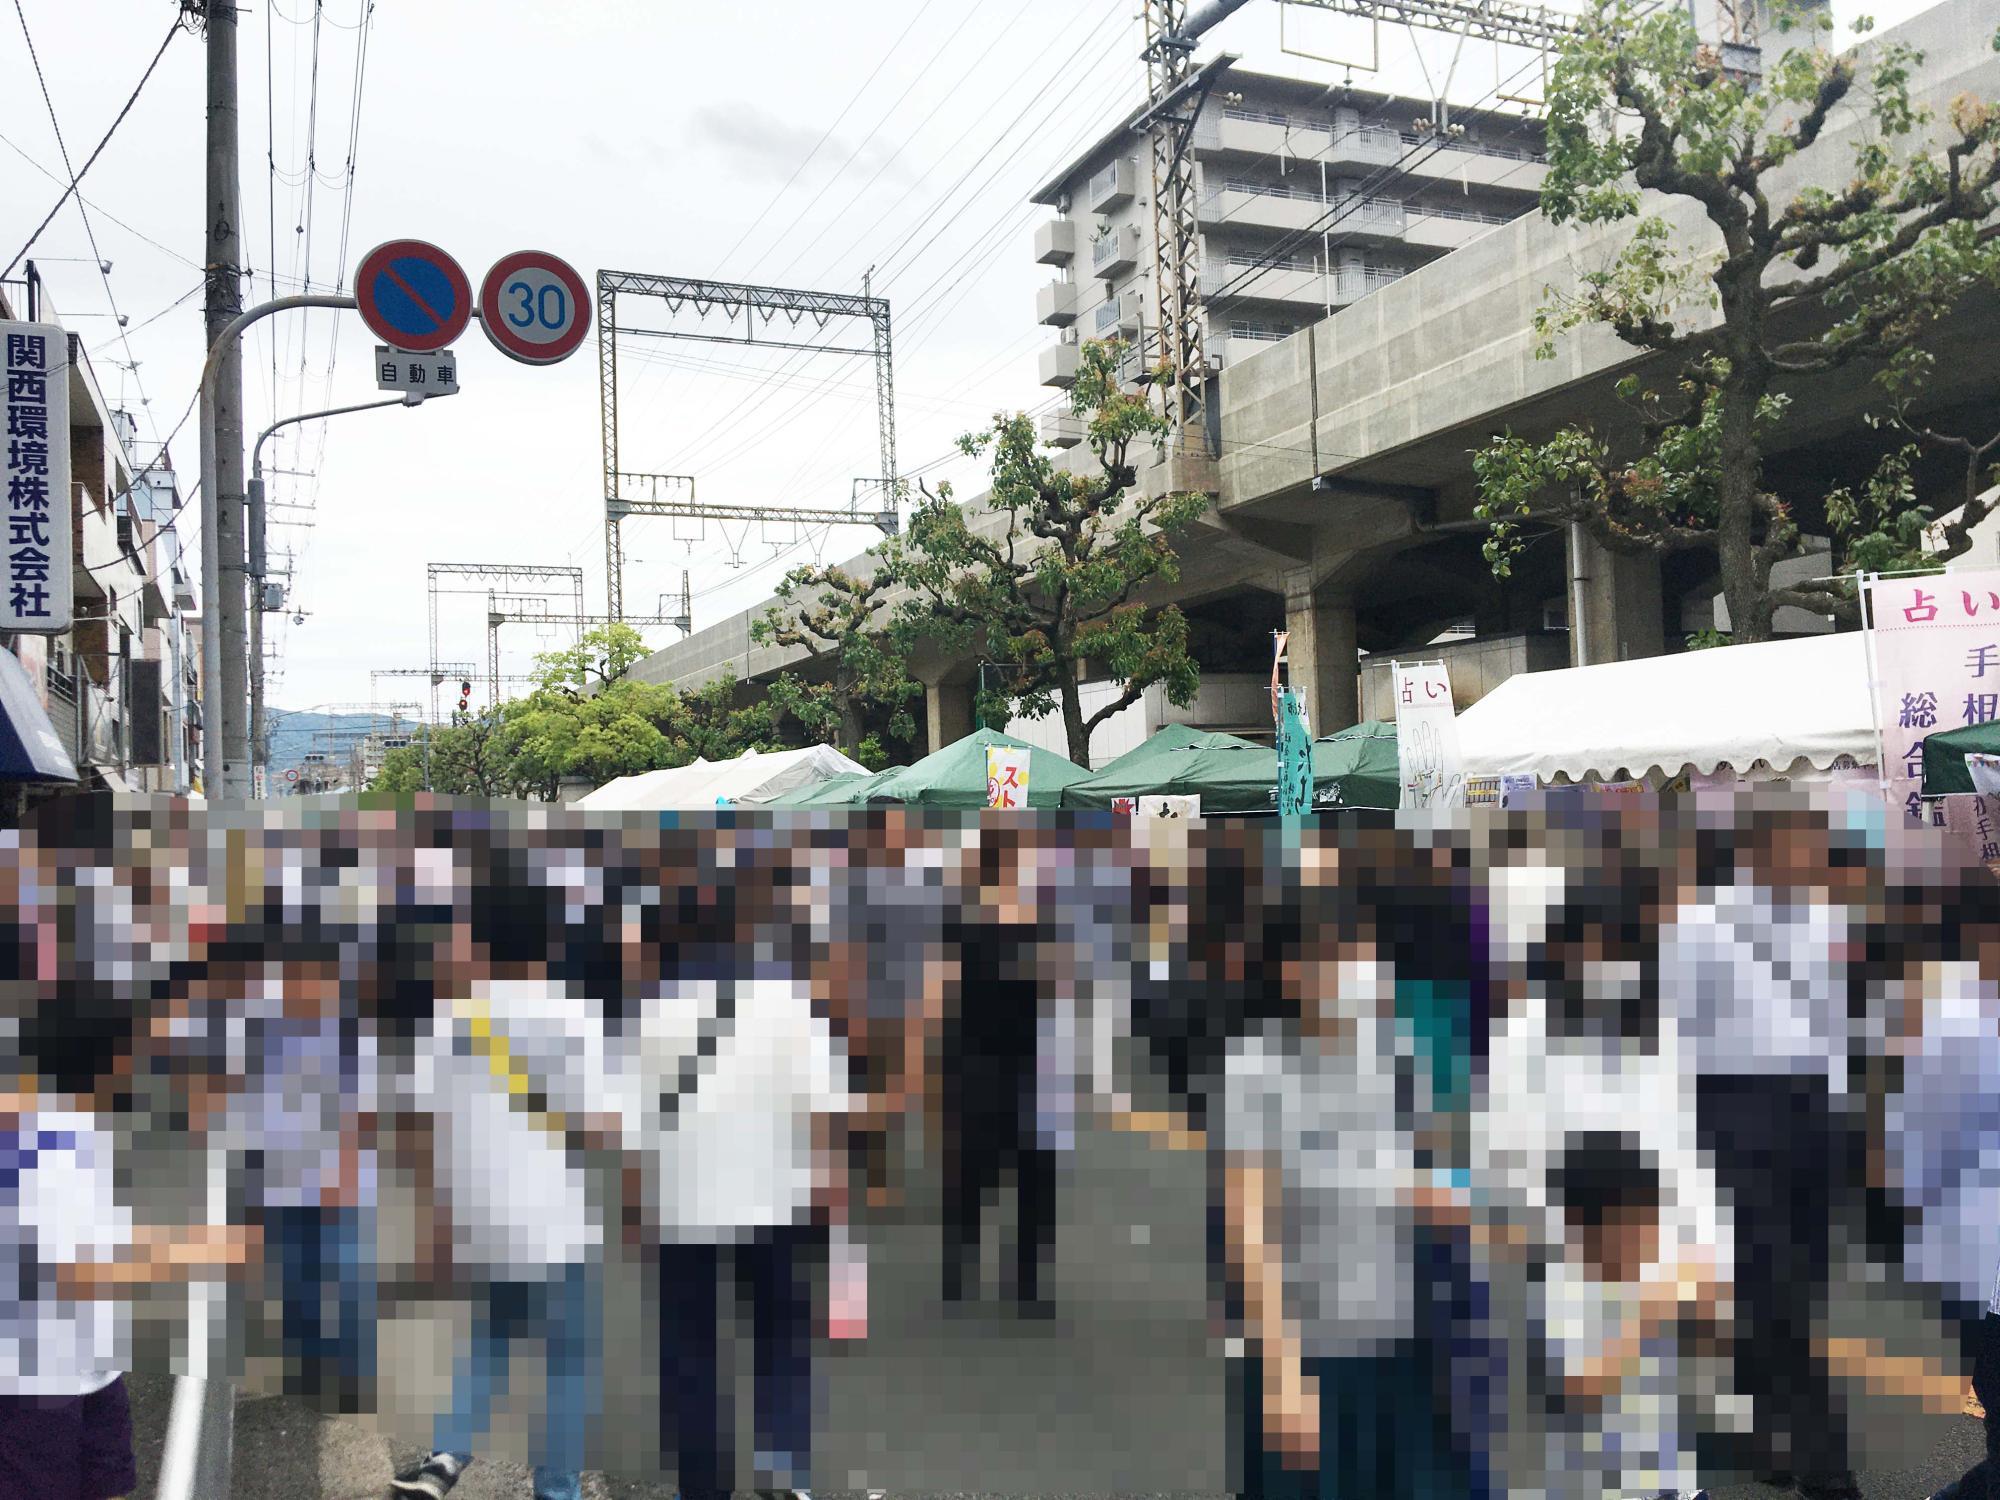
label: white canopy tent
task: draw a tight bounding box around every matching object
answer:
[573,744,869,810]
[1455,632,1878,784]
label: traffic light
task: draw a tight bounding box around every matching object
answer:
[457,679,472,718]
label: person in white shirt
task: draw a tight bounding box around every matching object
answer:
[1658,811,1866,1500]
[0,999,253,1500]
[615,952,850,1500]
[386,937,623,1500]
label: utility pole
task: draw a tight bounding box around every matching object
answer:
[200,0,248,798]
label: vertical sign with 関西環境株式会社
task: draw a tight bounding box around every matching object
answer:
[2,322,72,634]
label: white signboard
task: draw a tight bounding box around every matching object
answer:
[2,322,72,633]
[252,765,267,800]
[374,344,458,397]
[986,745,1031,809]
[1863,570,2000,827]
[1942,792,2000,868]
[1392,660,1465,809]
[1137,794,1200,819]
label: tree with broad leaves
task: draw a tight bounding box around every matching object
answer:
[1474,0,2000,638]
[529,622,654,695]
[892,340,1208,769]
[751,560,921,768]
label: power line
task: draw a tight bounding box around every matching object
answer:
[1,15,183,279]
[10,0,161,442]
[711,0,946,274]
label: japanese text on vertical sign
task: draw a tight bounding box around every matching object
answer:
[1864,570,2000,828]
[1,324,72,633]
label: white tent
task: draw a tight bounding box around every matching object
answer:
[573,744,869,810]
[1455,632,1877,784]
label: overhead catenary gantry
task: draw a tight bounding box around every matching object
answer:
[596,268,901,622]
[426,562,586,715]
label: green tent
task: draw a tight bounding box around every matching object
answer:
[1065,724,1263,793]
[758,771,886,807]
[1921,719,2000,796]
[1310,719,1401,811]
[862,726,1088,809]
[1060,719,1400,814]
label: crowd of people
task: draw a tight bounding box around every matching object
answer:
[0,793,1995,1500]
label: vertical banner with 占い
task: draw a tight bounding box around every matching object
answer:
[1393,660,1465,809]
[2,323,72,634]
[1863,569,2000,826]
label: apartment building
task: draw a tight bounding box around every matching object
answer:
[1030,70,1546,434]
[0,266,203,807]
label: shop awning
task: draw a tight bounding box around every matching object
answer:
[573,744,870,810]
[0,648,77,782]
[1455,632,1875,784]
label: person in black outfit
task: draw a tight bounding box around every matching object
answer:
[938,844,1059,1316]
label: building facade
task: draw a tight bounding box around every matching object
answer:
[0,268,202,804]
[1030,69,1547,428]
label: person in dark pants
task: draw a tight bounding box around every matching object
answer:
[1930,1304,2000,1500]
[939,909,1058,1314]
[1662,813,1867,1500]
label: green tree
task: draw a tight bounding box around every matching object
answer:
[893,340,1207,768]
[370,710,523,797]
[655,670,776,765]
[528,622,653,694]
[1475,0,2000,638]
[752,561,921,758]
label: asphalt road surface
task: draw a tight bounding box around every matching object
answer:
[126,1120,1988,1499]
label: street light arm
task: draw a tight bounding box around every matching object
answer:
[251,394,418,479]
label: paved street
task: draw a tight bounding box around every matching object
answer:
[125,1120,1990,1499]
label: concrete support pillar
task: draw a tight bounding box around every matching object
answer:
[1568,528,1664,667]
[925,677,974,753]
[1282,572,1360,734]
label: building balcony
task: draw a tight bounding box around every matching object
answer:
[1038,341,1081,389]
[1034,219,1077,266]
[1040,412,1085,449]
[1403,203,1510,251]
[1090,224,1142,277]
[1089,292,1143,340]
[1036,280,1079,328]
[1087,157,1138,213]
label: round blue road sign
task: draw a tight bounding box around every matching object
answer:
[354,240,472,353]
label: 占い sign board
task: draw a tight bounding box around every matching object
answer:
[1863,569,2000,829]
[2,323,72,634]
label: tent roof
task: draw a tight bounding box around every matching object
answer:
[1455,633,1875,784]
[760,770,884,807]
[865,726,1087,809]
[574,744,868,810]
[1921,718,2000,796]
[1092,723,1262,776]
[1061,720,1399,812]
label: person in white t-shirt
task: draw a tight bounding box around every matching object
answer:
[0,1007,254,1500]
[386,953,625,1500]
[614,965,851,1500]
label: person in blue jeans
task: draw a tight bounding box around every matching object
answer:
[386,964,618,1500]
[227,948,379,1414]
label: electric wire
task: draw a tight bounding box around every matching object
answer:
[10,0,162,441]
[1,15,182,279]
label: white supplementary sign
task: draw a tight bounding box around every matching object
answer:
[374,345,459,397]
[1863,569,2000,831]
[986,745,1030,809]
[1392,661,1465,809]
[2,322,72,633]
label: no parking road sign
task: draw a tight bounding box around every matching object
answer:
[355,240,471,353]
[479,250,591,365]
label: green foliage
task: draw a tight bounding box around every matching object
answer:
[890,340,1207,767]
[1683,628,1733,650]
[751,560,921,757]
[529,623,653,693]
[1480,0,2000,639]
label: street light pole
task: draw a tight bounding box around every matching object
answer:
[199,293,357,798]
[246,394,431,795]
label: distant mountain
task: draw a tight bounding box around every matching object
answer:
[263,708,425,791]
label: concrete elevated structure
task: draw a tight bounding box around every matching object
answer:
[633,0,2000,767]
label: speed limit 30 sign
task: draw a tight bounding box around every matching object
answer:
[479,251,591,365]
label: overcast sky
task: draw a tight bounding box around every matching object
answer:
[1,0,1943,719]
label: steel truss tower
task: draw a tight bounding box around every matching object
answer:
[427,563,586,716]
[596,268,901,620]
